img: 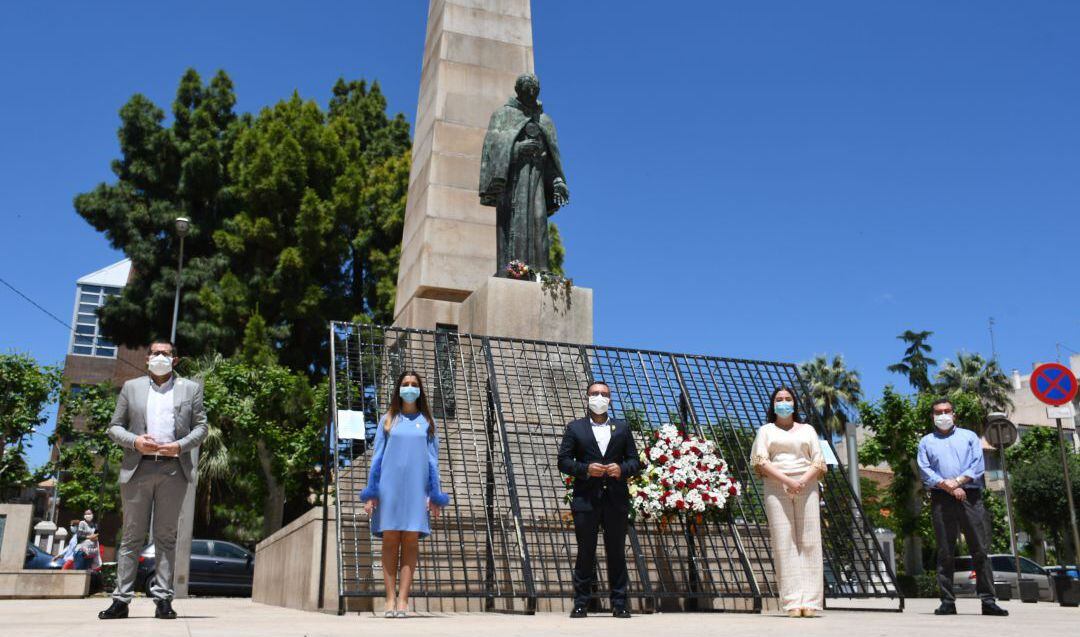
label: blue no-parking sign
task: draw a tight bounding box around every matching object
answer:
[1030,362,1078,407]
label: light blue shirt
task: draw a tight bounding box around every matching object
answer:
[917,426,985,491]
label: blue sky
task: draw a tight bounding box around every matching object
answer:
[2,2,1078,469]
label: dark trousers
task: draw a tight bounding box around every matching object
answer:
[931,489,996,604]
[572,493,629,609]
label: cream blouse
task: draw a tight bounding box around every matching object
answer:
[750,422,827,477]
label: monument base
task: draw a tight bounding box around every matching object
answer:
[459,277,593,343]
[393,295,463,332]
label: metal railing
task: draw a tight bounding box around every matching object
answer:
[328,322,900,613]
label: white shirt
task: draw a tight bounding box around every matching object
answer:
[146,376,177,445]
[749,422,826,476]
[590,417,611,455]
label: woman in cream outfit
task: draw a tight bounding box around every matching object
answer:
[750,386,827,617]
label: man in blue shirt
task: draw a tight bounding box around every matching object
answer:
[918,398,1008,617]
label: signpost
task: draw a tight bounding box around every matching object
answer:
[1029,363,1080,575]
[986,413,1021,590]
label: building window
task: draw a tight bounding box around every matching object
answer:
[69,285,121,358]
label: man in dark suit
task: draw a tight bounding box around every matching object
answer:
[558,381,642,618]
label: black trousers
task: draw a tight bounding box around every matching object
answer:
[572,492,629,609]
[931,489,996,603]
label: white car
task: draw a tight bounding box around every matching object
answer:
[952,554,1054,602]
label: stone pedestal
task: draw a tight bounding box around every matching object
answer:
[459,277,593,343]
[393,0,536,330]
[0,504,89,599]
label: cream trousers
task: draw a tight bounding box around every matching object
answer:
[763,474,824,611]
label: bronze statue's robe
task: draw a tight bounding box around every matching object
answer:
[479,98,568,276]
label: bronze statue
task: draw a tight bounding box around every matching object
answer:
[479,73,569,277]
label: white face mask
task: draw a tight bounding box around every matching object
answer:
[588,395,610,415]
[934,414,954,431]
[148,354,174,376]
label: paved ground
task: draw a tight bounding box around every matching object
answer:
[0,597,1074,637]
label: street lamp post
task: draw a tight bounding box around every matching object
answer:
[170,217,190,344]
[168,216,198,598]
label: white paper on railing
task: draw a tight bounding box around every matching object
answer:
[337,409,367,440]
[820,438,840,466]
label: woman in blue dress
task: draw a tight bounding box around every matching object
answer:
[360,371,450,618]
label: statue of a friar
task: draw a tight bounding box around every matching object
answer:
[479,73,569,277]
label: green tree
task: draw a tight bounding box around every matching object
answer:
[199,357,323,538]
[887,330,937,393]
[1006,425,1060,466]
[859,388,985,575]
[1011,451,1080,564]
[75,69,242,357]
[935,352,1013,412]
[49,384,123,520]
[997,428,1054,560]
[799,354,862,437]
[75,70,412,375]
[0,353,61,496]
[548,221,566,277]
[980,490,1012,554]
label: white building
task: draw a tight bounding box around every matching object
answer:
[66,258,131,358]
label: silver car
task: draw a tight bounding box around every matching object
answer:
[952,554,1054,601]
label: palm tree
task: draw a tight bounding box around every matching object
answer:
[935,352,1013,411]
[887,330,937,393]
[799,354,863,437]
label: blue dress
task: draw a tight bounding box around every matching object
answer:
[359,412,450,539]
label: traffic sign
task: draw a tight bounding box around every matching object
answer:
[985,417,1018,450]
[1030,363,1078,407]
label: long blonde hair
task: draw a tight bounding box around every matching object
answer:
[384,370,435,437]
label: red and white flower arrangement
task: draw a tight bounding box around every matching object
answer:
[505,259,533,280]
[562,424,741,525]
[630,424,741,523]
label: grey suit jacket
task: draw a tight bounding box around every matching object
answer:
[107,375,208,484]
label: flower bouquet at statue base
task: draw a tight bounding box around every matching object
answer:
[504,259,575,311]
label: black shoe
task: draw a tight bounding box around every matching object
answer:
[154,599,177,619]
[98,600,129,620]
[612,607,631,618]
[934,603,957,615]
[570,606,587,618]
[982,602,1009,616]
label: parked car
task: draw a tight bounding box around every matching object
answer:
[1046,565,1080,579]
[952,554,1054,601]
[24,543,104,593]
[24,543,62,569]
[136,539,254,596]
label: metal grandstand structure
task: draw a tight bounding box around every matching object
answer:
[327,322,901,614]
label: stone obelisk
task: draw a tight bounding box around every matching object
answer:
[393,0,536,330]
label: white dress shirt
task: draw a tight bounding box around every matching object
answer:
[146,376,177,445]
[590,417,612,455]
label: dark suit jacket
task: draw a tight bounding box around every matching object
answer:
[558,417,643,512]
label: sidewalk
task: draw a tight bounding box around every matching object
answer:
[0,597,1074,637]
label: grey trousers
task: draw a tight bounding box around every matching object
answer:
[931,489,996,604]
[112,457,188,603]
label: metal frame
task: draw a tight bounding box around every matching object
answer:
[326,322,901,613]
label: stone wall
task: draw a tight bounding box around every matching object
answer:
[0,504,89,599]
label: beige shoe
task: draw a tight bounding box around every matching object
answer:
[801,608,817,618]
[788,609,802,618]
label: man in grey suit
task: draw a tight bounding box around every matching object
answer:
[99,340,207,620]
